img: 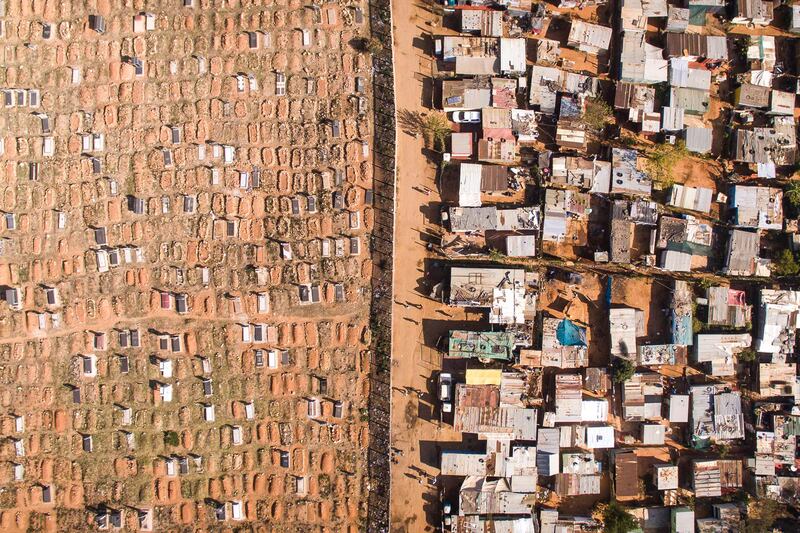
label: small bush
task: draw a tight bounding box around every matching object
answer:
[596,502,638,533]
[738,347,756,362]
[357,37,385,55]
[645,141,688,187]
[488,248,505,261]
[772,249,800,277]
[163,430,179,447]
[583,97,613,133]
[785,180,800,208]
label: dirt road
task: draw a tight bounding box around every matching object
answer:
[388,2,466,531]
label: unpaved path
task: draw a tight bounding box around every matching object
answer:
[388,2,465,531]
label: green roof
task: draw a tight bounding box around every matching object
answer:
[448,330,515,360]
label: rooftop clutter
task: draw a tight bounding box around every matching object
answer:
[423,1,800,531]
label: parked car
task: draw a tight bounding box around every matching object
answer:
[451,110,480,123]
[438,372,453,413]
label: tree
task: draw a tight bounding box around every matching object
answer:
[737,347,756,362]
[596,502,638,533]
[611,357,635,383]
[583,97,613,133]
[356,37,384,55]
[713,442,731,458]
[744,498,788,533]
[785,180,800,208]
[645,141,688,187]
[421,112,451,152]
[772,249,800,277]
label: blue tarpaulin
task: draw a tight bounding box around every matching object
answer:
[557,319,587,347]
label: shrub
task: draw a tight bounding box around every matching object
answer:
[365,37,385,55]
[583,97,613,133]
[772,249,800,277]
[356,37,385,55]
[645,141,688,187]
[744,498,789,533]
[488,248,505,261]
[785,180,800,208]
[163,430,179,447]
[597,502,638,533]
[737,347,756,362]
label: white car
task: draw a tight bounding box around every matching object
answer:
[452,111,481,123]
[438,372,453,413]
[438,372,452,402]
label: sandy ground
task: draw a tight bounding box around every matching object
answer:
[388,2,471,532]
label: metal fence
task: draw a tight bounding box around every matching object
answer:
[367,0,396,531]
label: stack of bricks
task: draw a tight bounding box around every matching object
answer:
[0,0,374,530]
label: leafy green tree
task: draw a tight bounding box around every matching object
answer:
[583,97,613,133]
[645,141,688,187]
[785,180,800,208]
[744,498,788,533]
[772,249,800,276]
[737,347,756,362]
[611,357,635,383]
[421,112,451,152]
[598,502,638,533]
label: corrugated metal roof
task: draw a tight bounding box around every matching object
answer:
[499,38,526,73]
[661,106,685,131]
[452,132,474,158]
[585,426,615,448]
[670,183,712,212]
[567,20,612,53]
[441,451,488,476]
[670,87,709,114]
[685,127,713,154]
[615,451,639,497]
[555,374,582,423]
[706,35,728,59]
[669,394,689,422]
[506,235,536,257]
[693,460,722,497]
[610,307,639,358]
[724,229,759,276]
[669,59,712,90]
[661,250,692,272]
